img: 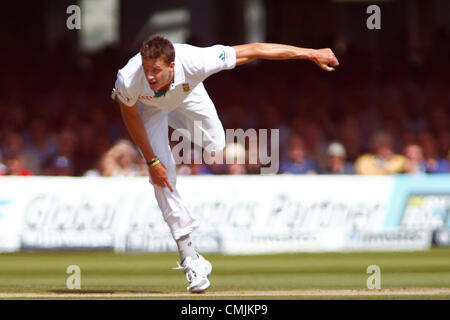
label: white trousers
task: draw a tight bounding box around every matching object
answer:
[138,84,226,240]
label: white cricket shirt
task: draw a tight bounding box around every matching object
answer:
[114,44,237,112]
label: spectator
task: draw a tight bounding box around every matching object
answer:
[73,123,100,176]
[323,142,354,174]
[42,129,77,176]
[95,139,140,177]
[418,131,449,173]
[205,151,227,175]
[46,155,74,176]
[177,150,212,175]
[83,158,103,177]
[22,118,57,174]
[447,149,450,173]
[246,143,262,174]
[227,163,247,175]
[355,131,407,175]
[0,128,37,172]
[336,115,363,163]
[2,153,33,176]
[403,143,427,174]
[437,130,449,160]
[224,142,247,175]
[280,135,317,174]
[0,153,6,175]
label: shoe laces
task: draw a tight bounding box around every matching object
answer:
[172,261,184,271]
[172,260,198,283]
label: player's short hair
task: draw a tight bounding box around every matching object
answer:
[140,35,175,65]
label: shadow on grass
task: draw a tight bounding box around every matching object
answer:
[49,290,164,294]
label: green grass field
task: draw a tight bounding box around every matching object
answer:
[0,248,449,299]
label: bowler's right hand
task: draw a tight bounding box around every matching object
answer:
[312,48,340,72]
[149,162,174,192]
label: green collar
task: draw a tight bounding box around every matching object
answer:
[154,91,166,98]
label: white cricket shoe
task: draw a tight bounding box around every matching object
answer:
[173,254,212,293]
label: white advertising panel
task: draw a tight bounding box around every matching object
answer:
[0,175,433,253]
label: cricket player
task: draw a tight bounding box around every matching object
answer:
[113,35,339,293]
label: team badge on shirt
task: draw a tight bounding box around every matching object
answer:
[182,83,190,92]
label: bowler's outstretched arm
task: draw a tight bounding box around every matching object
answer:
[232,43,339,71]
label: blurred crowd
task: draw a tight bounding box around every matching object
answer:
[0,42,449,177]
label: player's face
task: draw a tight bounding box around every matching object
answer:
[142,57,175,92]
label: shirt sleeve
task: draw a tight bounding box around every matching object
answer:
[114,72,139,107]
[182,44,237,82]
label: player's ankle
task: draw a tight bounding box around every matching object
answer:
[176,235,198,262]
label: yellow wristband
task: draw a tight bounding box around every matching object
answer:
[147,158,160,167]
